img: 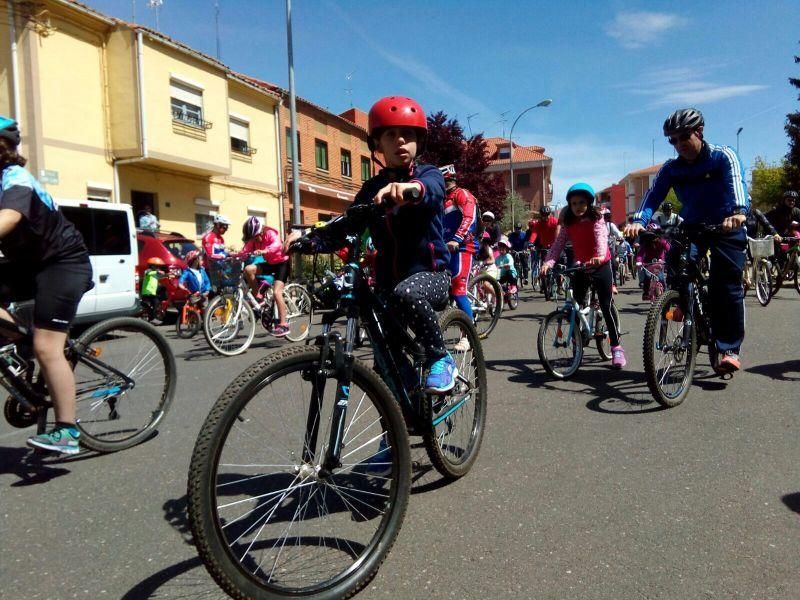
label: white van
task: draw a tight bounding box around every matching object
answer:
[57,199,139,324]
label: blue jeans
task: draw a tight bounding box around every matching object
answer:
[667,228,747,353]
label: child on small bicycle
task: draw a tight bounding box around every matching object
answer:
[540,182,626,368]
[141,256,169,317]
[300,96,456,394]
[237,216,301,338]
[177,250,211,305]
[495,236,518,292]
[636,223,670,299]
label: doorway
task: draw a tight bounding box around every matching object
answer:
[131,191,158,224]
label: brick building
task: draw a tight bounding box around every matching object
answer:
[620,164,662,216]
[242,78,374,226]
[483,137,553,212]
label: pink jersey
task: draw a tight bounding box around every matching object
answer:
[544,216,610,267]
[240,227,288,264]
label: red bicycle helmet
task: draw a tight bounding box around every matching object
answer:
[185,250,201,264]
[367,96,427,152]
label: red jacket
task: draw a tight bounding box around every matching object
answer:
[528,216,559,248]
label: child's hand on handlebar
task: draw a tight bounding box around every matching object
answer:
[373,182,421,207]
[540,264,551,276]
[589,256,603,266]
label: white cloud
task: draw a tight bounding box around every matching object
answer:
[605,11,687,49]
[619,65,767,109]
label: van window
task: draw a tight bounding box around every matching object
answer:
[61,206,131,256]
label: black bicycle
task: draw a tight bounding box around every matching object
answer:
[188,198,488,599]
[1,306,176,453]
[642,224,729,408]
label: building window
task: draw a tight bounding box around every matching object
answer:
[230,117,255,155]
[170,79,209,129]
[340,149,352,178]
[87,186,112,202]
[498,147,511,159]
[195,213,216,237]
[516,173,531,188]
[315,140,329,171]
[361,156,371,182]
[285,128,301,163]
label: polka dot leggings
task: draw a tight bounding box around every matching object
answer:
[389,271,451,362]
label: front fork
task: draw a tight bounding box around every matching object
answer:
[303,311,358,476]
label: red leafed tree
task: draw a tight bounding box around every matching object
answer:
[786,41,800,190]
[421,111,508,218]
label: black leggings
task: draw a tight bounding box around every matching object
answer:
[388,271,450,362]
[571,261,621,347]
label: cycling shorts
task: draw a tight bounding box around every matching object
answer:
[258,260,290,283]
[0,259,93,331]
[448,251,473,296]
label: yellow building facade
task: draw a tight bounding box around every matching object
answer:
[0,0,283,243]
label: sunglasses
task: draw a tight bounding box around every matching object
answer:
[667,131,693,145]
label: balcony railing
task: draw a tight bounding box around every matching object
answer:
[171,109,213,130]
[231,141,258,156]
[284,165,363,195]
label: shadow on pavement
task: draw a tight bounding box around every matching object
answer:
[781,492,800,514]
[0,445,71,486]
[408,440,455,495]
[121,554,222,600]
[745,359,800,382]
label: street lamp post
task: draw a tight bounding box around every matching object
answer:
[509,99,552,228]
[736,127,743,154]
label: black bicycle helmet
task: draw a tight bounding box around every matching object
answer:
[540,205,552,216]
[783,190,798,200]
[663,108,704,135]
[0,115,21,146]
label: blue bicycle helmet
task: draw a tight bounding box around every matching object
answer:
[566,182,596,204]
[0,115,21,146]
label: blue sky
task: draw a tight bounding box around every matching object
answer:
[88,0,799,205]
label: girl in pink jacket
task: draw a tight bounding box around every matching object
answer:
[540,183,625,369]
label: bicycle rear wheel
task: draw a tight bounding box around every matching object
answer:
[643,290,696,408]
[595,301,621,361]
[468,273,501,339]
[755,259,772,306]
[188,346,410,599]
[72,317,176,452]
[537,309,583,379]
[204,293,256,356]
[421,308,487,479]
[283,283,313,342]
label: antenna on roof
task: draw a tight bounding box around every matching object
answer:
[147,0,163,30]
[345,71,355,108]
[214,1,221,60]
[132,0,136,22]
[466,113,479,137]
[496,110,510,138]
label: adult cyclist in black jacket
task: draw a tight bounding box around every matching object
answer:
[0,116,93,455]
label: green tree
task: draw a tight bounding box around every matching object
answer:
[750,156,787,210]
[786,41,800,190]
[499,192,531,232]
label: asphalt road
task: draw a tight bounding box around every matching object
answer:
[1,281,798,599]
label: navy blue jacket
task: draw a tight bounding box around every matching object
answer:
[634,142,749,226]
[314,163,449,289]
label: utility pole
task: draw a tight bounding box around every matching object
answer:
[286,0,301,228]
[214,0,221,60]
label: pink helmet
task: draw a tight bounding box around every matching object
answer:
[185,250,201,264]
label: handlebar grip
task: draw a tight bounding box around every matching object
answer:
[403,187,421,201]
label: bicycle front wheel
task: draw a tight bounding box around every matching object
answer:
[188,346,410,599]
[755,259,772,306]
[283,283,313,342]
[468,273,501,339]
[422,308,487,479]
[72,317,176,452]
[643,290,696,408]
[537,309,583,379]
[204,293,256,356]
[175,308,201,338]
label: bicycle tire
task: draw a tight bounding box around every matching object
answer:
[756,259,772,306]
[283,283,313,342]
[794,265,800,296]
[72,317,176,452]
[595,301,621,361]
[468,273,502,340]
[506,288,519,310]
[204,293,256,356]
[537,309,583,379]
[187,345,411,599]
[643,290,696,408]
[421,308,487,479]
[175,308,201,339]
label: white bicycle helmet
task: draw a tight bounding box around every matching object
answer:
[213,214,231,226]
[482,211,495,221]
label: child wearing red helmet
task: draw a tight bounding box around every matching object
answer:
[307,96,456,395]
